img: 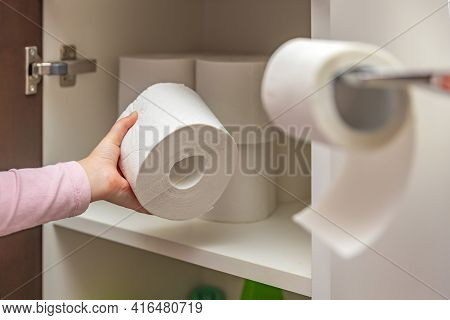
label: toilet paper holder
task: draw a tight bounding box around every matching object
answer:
[333,67,450,132]
[338,67,450,94]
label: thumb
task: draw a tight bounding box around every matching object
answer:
[105,111,138,147]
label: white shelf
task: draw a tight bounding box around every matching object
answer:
[54,201,311,296]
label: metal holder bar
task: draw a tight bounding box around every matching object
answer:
[338,67,450,94]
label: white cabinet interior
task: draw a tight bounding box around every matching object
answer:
[43,0,312,299]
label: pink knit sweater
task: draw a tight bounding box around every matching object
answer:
[0,161,91,236]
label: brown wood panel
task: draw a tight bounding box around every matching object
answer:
[0,0,43,299]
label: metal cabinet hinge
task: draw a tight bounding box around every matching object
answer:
[25,45,97,95]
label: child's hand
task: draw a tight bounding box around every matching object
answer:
[79,112,147,213]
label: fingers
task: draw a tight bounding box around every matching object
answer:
[124,198,150,214]
[123,192,149,214]
[107,180,151,214]
[134,206,150,214]
[105,111,138,147]
[100,112,151,214]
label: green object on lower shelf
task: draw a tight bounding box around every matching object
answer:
[241,280,284,300]
[189,286,225,300]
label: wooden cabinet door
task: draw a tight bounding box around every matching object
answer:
[0,0,43,299]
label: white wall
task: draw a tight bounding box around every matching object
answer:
[315,0,450,299]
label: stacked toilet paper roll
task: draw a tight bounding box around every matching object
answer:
[118,54,196,114]
[262,38,414,256]
[202,142,277,223]
[196,56,272,144]
[119,83,238,220]
[197,55,278,223]
[276,135,311,204]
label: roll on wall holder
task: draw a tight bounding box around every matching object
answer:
[25,45,97,95]
[334,67,450,132]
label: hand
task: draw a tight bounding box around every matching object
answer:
[79,112,148,213]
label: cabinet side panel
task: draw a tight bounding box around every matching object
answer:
[328,0,450,299]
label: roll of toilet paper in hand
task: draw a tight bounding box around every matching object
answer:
[262,38,412,150]
[262,38,416,257]
[119,83,238,220]
[196,56,274,144]
[118,54,196,113]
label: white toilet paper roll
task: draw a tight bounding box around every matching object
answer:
[261,38,415,256]
[119,83,238,220]
[276,135,311,203]
[196,56,274,144]
[118,54,196,114]
[202,141,277,223]
[262,38,411,150]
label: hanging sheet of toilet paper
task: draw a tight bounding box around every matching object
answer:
[119,83,238,220]
[118,54,196,113]
[262,38,415,257]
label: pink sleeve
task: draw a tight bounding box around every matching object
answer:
[0,161,91,236]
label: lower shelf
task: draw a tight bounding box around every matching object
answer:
[54,201,312,296]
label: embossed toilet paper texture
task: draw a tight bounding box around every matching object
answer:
[119,83,238,220]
